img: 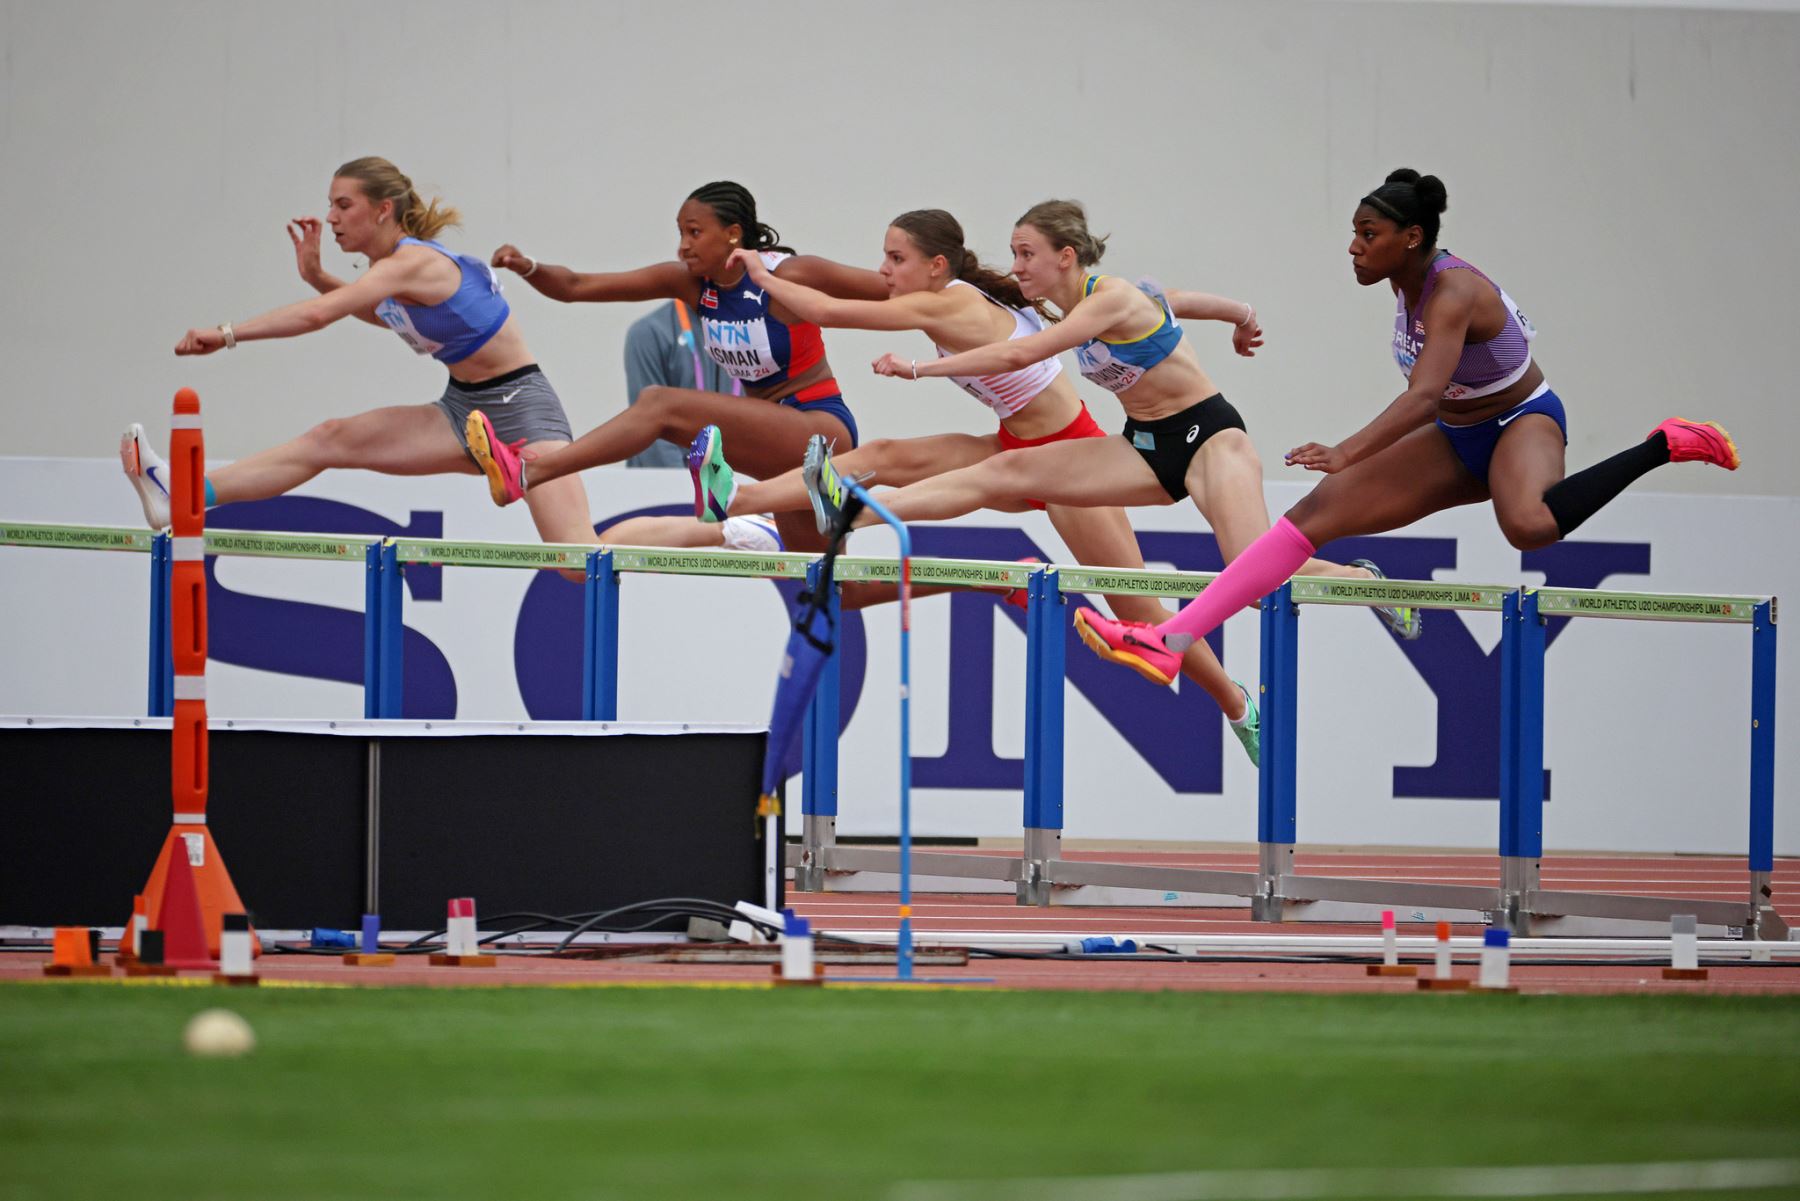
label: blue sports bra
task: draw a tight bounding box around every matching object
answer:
[375,237,511,364]
[1073,275,1185,394]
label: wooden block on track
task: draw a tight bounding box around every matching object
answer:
[1366,964,1418,977]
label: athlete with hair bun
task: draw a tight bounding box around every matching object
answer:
[126,155,598,566]
[1075,168,1740,684]
[467,181,886,552]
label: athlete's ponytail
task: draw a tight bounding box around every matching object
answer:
[335,156,461,241]
[1360,168,1448,249]
[890,209,1048,319]
[687,181,794,255]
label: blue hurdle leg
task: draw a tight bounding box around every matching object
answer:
[1255,583,1298,921]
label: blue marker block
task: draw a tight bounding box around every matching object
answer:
[361,914,381,955]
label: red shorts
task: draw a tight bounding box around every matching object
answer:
[995,402,1108,510]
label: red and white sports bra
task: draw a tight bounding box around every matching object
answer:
[932,280,1063,420]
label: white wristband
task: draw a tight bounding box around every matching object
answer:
[910,359,918,380]
[219,322,237,349]
[1237,304,1255,328]
[522,255,539,278]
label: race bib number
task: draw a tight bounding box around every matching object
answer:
[375,299,444,358]
[703,317,780,382]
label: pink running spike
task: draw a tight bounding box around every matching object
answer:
[1651,418,1740,470]
[1072,608,1180,687]
[465,411,527,504]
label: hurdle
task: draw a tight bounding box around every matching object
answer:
[0,523,1783,940]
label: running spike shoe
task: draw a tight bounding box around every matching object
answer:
[120,423,172,529]
[1651,418,1740,470]
[802,434,850,535]
[1072,608,1180,687]
[687,425,738,523]
[1350,558,1422,641]
[1229,680,1260,768]
[465,410,526,506]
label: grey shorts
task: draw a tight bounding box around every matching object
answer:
[434,365,574,462]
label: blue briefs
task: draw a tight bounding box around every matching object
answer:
[1437,385,1567,484]
[781,392,859,449]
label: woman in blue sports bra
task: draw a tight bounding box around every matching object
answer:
[468,181,888,553]
[131,156,598,574]
[848,200,1406,653]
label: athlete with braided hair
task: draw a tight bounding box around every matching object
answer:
[468,181,886,551]
[1075,168,1740,683]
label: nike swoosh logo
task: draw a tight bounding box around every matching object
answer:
[499,389,521,405]
[1497,410,1527,426]
[145,466,170,495]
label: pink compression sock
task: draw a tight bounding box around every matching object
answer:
[1157,516,1317,645]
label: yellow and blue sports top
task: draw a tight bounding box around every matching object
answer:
[1072,275,1184,394]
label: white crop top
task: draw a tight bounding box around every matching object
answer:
[932,280,1063,420]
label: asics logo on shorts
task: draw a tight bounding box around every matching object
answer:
[1186,425,1200,444]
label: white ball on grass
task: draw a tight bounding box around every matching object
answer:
[183,1008,256,1058]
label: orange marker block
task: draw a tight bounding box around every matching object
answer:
[44,927,111,977]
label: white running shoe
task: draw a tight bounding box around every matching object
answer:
[721,515,784,553]
[120,423,172,529]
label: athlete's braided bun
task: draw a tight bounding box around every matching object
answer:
[687,181,794,255]
[1362,168,1448,248]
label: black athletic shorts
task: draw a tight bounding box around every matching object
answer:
[1121,392,1247,502]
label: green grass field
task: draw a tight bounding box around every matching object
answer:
[3,982,1798,1201]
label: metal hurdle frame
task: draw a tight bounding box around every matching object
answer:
[0,521,1784,940]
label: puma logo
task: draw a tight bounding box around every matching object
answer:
[743,289,765,304]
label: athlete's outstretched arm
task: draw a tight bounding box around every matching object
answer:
[731,248,953,332]
[1286,277,1476,474]
[870,282,1133,380]
[1165,289,1262,357]
[175,248,440,355]
[772,255,889,302]
[490,245,697,306]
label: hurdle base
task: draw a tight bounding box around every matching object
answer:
[212,974,260,987]
[428,953,497,967]
[1662,968,1709,981]
[1366,964,1418,977]
[343,953,396,967]
[1471,985,1518,994]
[43,964,112,977]
[123,963,179,977]
[1418,977,1472,991]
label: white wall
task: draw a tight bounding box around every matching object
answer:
[3,0,1797,498]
